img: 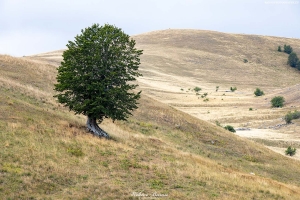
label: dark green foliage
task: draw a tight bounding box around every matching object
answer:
[243,59,248,63]
[254,88,264,96]
[54,24,143,123]
[277,46,282,52]
[201,93,208,98]
[287,52,299,68]
[283,44,293,54]
[271,96,285,108]
[194,87,202,92]
[216,86,219,92]
[285,146,296,156]
[230,87,237,92]
[224,125,236,133]
[249,108,253,111]
[297,61,300,70]
[284,110,300,124]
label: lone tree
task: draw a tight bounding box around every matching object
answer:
[54,24,143,138]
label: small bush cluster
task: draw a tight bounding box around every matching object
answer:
[271,96,285,108]
[284,110,300,124]
[224,125,236,133]
[214,121,236,132]
[278,44,300,70]
[194,87,202,92]
[230,87,237,92]
[201,93,208,98]
[285,146,296,156]
[254,88,264,96]
[283,45,293,54]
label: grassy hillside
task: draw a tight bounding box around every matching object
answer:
[25,30,300,129]
[0,30,300,199]
[134,29,300,89]
[1,30,300,199]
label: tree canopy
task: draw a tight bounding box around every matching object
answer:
[54,24,143,137]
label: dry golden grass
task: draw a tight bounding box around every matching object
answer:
[1,29,300,199]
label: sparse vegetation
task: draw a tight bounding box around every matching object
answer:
[216,86,219,92]
[203,98,209,102]
[284,44,293,54]
[271,96,285,108]
[224,125,236,133]
[254,88,264,96]
[2,30,300,199]
[194,86,202,92]
[285,146,296,156]
[201,93,208,98]
[287,52,299,68]
[249,108,253,111]
[230,87,237,92]
[243,59,248,63]
[215,121,221,126]
[284,110,300,124]
[277,46,282,52]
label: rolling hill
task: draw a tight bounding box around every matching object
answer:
[1,29,300,199]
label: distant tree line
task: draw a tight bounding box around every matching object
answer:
[278,44,300,69]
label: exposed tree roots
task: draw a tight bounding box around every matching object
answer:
[86,117,109,138]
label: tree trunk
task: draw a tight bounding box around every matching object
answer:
[86,117,109,138]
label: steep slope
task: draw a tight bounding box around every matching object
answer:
[1,45,300,198]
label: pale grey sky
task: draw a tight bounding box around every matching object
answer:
[0,0,299,56]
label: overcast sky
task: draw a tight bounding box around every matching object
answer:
[0,0,299,56]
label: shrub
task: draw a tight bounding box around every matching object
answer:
[254,88,264,96]
[287,52,299,68]
[249,108,253,111]
[216,86,219,92]
[271,96,285,108]
[278,46,282,52]
[224,125,236,133]
[194,87,202,92]
[243,59,248,63]
[284,44,293,54]
[230,87,237,92]
[284,113,293,124]
[285,146,296,156]
[201,93,208,98]
[284,110,300,124]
